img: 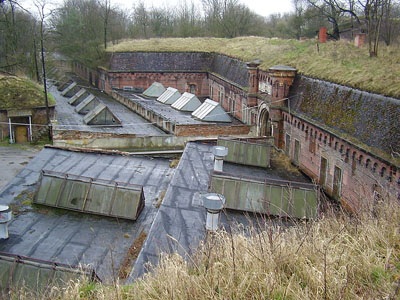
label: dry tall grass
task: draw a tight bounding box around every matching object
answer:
[10,197,400,300]
[107,37,400,99]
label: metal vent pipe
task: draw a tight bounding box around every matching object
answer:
[0,205,12,239]
[203,193,225,232]
[213,146,228,172]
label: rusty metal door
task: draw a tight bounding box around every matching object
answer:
[15,126,28,143]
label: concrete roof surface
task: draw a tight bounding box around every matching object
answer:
[50,79,165,136]
[115,90,243,126]
[0,148,175,282]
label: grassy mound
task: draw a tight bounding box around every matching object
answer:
[107,37,400,99]
[0,74,55,110]
[12,197,400,299]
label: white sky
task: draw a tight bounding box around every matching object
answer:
[22,0,294,18]
[114,0,294,18]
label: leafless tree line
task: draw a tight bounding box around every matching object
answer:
[1,0,399,75]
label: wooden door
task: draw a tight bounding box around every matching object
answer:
[15,126,28,143]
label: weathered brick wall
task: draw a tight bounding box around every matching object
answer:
[108,72,209,97]
[175,123,251,136]
[282,111,399,211]
[0,111,8,139]
[290,75,400,153]
[208,74,254,124]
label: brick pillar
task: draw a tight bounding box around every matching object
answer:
[246,60,260,107]
[268,66,296,105]
[319,27,327,43]
[354,33,366,48]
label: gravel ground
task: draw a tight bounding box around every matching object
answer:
[0,145,41,189]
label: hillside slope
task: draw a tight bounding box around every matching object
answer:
[107,37,400,99]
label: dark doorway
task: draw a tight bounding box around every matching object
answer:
[259,109,270,136]
[319,157,328,185]
[285,134,291,155]
[294,139,300,166]
[333,166,342,200]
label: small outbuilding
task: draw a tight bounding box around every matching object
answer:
[0,73,55,143]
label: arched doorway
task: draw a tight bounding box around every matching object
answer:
[257,105,271,137]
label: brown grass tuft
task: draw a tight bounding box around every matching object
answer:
[9,196,400,299]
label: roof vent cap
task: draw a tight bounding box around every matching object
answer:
[203,193,225,211]
[213,146,228,158]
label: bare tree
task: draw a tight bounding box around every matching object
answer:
[202,0,253,38]
[98,0,111,49]
[304,0,343,39]
[34,0,53,139]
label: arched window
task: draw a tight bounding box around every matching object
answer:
[358,155,363,165]
[372,163,378,173]
[334,142,338,150]
[302,124,305,131]
[380,167,386,178]
[323,136,327,145]
[339,145,344,153]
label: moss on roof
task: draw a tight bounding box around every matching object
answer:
[0,74,56,110]
[107,37,400,99]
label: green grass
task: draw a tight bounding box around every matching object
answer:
[107,37,400,99]
[0,74,56,110]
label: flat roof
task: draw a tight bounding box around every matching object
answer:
[51,75,166,136]
[131,141,311,278]
[0,148,175,282]
[114,90,242,126]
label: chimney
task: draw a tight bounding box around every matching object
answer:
[213,146,228,172]
[354,33,366,48]
[246,60,261,107]
[319,27,327,43]
[0,205,12,239]
[203,193,225,232]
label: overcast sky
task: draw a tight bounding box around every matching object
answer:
[23,0,294,18]
[113,0,294,18]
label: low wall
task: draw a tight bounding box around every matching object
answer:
[53,129,231,150]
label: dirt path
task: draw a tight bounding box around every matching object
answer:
[0,145,41,189]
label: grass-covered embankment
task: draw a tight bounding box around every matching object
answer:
[13,197,400,299]
[0,74,55,110]
[108,37,400,99]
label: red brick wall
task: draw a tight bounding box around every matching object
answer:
[208,73,254,124]
[175,124,250,137]
[107,72,209,97]
[281,111,399,212]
